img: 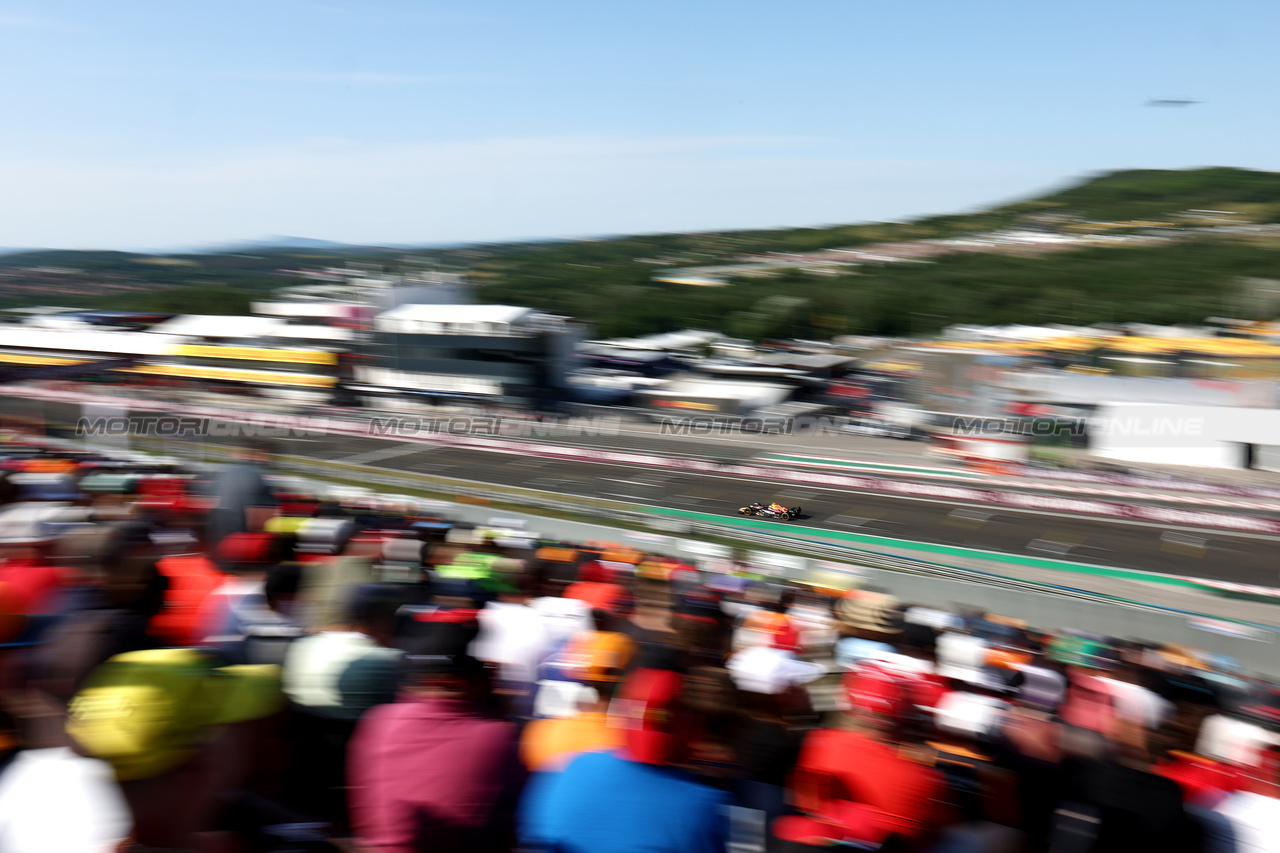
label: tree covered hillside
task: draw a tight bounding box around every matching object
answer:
[5,167,1280,338]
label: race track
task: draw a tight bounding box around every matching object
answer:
[204,429,1280,585]
[17,395,1280,586]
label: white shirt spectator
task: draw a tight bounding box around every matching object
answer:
[1217,791,1280,853]
[1197,714,1280,768]
[727,645,825,695]
[1098,677,1172,730]
[933,690,1009,739]
[0,747,131,853]
[905,607,963,632]
[282,631,403,720]
[530,596,593,647]
[936,632,989,684]
[786,603,836,652]
[475,600,551,685]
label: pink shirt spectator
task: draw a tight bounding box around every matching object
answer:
[347,694,522,853]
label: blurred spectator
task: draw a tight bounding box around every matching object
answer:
[1008,652,1068,715]
[31,522,168,703]
[0,474,18,506]
[521,629,633,771]
[734,607,793,654]
[280,582,406,829]
[65,647,285,852]
[776,665,948,849]
[208,439,278,550]
[563,560,627,614]
[1101,659,1175,731]
[937,619,992,687]
[673,591,732,670]
[1066,718,1200,853]
[1197,704,1280,769]
[0,504,79,621]
[834,588,906,670]
[520,667,732,853]
[728,672,814,835]
[784,589,836,653]
[1214,746,1280,853]
[152,538,228,648]
[283,582,405,721]
[291,521,374,632]
[196,533,303,666]
[348,609,522,853]
[473,558,549,719]
[530,576,593,648]
[0,705,131,853]
[249,562,306,666]
[623,572,677,658]
[725,581,781,630]
[726,631,824,698]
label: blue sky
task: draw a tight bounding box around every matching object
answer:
[0,0,1276,249]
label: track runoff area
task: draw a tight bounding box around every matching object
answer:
[43,395,1280,591]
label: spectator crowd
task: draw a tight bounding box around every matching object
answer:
[0,432,1278,853]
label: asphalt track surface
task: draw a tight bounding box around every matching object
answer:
[194,430,1280,586]
[18,396,1279,585]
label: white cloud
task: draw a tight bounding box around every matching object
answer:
[0,135,1051,250]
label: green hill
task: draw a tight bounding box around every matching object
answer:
[448,167,1280,336]
[5,167,1280,337]
[1013,167,1280,224]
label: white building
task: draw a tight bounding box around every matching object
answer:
[359,304,579,409]
[1090,403,1280,471]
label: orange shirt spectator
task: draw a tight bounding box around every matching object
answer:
[986,646,1032,671]
[521,711,624,772]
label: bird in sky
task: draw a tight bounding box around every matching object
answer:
[1146,99,1201,107]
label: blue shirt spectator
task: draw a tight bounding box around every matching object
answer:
[520,750,730,853]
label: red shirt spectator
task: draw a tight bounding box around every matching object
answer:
[795,727,946,841]
[152,554,227,646]
[0,557,68,615]
[564,580,625,613]
[779,667,948,847]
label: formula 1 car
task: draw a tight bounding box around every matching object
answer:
[738,502,802,521]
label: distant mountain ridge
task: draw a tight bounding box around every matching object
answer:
[184,235,391,254]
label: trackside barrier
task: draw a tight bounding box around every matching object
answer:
[10,386,1280,536]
